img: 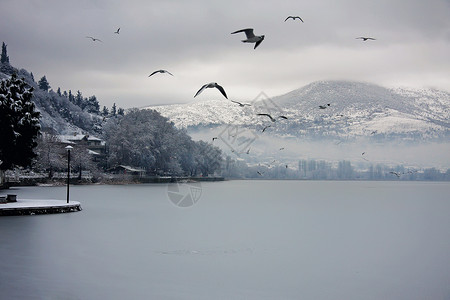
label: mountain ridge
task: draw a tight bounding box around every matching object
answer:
[145,80,450,141]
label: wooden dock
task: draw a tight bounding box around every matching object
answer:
[0,199,82,216]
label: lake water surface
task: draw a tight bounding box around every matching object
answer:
[1,180,449,300]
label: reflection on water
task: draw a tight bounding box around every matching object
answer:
[1,181,449,299]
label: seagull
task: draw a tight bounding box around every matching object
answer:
[86,36,102,42]
[148,69,174,77]
[279,147,285,151]
[230,100,251,107]
[389,171,401,178]
[257,171,264,176]
[114,28,120,34]
[257,113,288,122]
[362,152,366,156]
[319,104,331,109]
[356,37,376,41]
[194,82,228,99]
[231,28,265,49]
[212,137,218,142]
[285,16,304,22]
[262,125,271,132]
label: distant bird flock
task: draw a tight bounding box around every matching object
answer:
[85,15,379,177]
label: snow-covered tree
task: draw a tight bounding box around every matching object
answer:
[102,106,109,116]
[103,109,223,176]
[38,75,50,92]
[1,42,9,64]
[0,74,41,171]
[194,140,223,176]
[111,103,117,117]
[33,133,66,177]
[85,95,100,114]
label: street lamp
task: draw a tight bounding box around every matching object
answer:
[65,145,73,203]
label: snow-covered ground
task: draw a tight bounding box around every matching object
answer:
[0,199,80,209]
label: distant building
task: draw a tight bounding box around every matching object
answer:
[108,165,145,177]
[58,133,107,165]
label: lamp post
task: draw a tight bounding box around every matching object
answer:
[65,145,73,203]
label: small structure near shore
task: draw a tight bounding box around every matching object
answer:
[0,197,81,216]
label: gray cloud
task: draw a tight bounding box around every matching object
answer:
[1,0,449,108]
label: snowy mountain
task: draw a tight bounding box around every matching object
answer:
[146,81,450,141]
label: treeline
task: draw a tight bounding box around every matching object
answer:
[1,42,123,134]
[222,158,450,181]
[103,109,223,176]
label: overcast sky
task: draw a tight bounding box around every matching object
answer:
[1,0,449,108]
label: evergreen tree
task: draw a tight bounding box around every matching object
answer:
[75,90,83,107]
[30,72,35,82]
[111,103,117,116]
[68,90,74,103]
[0,74,41,171]
[85,95,100,114]
[38,75,50,92]
[1,42,9,64]
[102,106,109,116]
[57,87,61,96]
[117,107,125,116]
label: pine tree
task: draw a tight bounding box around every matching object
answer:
[117,107,125,116]
[111,103,117,116]
[102,106,109,116]
[38,75,50,91]
[30,72,35,82]
[75,90,83,107]
[1,42,9,64]
[57,87,61,96]
[86,95,100,114]
[0,74,41,171]
[68,90,74,103]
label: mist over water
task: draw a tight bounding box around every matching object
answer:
[190,127,450,170]
[1,181,449,299]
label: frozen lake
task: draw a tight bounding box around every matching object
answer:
[1,180,449,299]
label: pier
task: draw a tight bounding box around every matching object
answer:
[0,199,81,216]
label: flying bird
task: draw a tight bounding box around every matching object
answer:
[257,113,288,122]
[279,147,285,151]
[148,69,174,77]
[114,28,120,34]
[257,171,264,176]
[319,104,331,109]
[231,28,265,49]
[86,36,102,42]
[285,16,304,22]
[230,100,251,107]
[356,37,376,41]
[389,171,401,178]
[194,82,228,99]
[212,137,218,142]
